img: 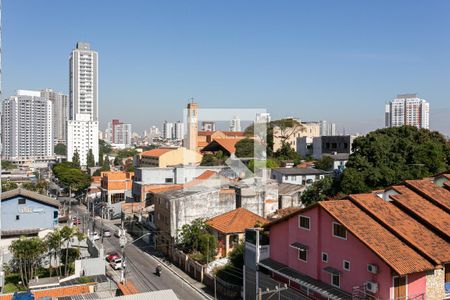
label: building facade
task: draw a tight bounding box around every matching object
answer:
[185,101,198,151]
[174,121,184,140]
[67,42,99,166]
[1,91,53,164]
[230,116,241,132]
[271,168,328,185]
[137,147,202,168]
[319,120,336,136]
[385,94,430,129]
[106,119,132,147]
[41,89,68,145]
[272,120,321,152]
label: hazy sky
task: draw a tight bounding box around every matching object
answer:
[3,0,450,135]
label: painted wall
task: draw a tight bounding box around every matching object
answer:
[1,196,58,231]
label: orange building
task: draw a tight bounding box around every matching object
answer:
[100,171,134,205]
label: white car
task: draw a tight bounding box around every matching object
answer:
[103,230,112,237]
[92,232,100,241]
[110,258,125,270]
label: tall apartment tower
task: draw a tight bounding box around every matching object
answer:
[106,119,132,147]
[385,94,430,129]
[41,89,68,145]
[185,101,198,151]
[230,116,241,132]
[174,121,184,140]
[1,90,53,164]
[163,121,174,139]
[67,42,99,166]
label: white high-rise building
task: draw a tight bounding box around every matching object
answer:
[173,121,184,140]
[163,121,174,139]
[230,116,241,132]
[41,89,68,145]
[67,42,99,166]
[320,120,336,136]
[385,94,430,129]
[1,91,53,164]
[256,112,271,124]
[106,119,132,147]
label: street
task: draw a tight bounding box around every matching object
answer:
[70,203,209,300]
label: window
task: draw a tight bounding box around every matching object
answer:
[331,274,340,287]
[333,222,347,239]
[165,178,173,183]
[343,260,350,271]
[298,216,310,230]
[16,215,20,220]
[322,252,328,262]
[298,249,307,262]
[18,198,26,205]
[53,211,58,219]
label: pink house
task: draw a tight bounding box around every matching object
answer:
[259,176,450,300]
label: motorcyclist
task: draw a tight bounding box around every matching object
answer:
[155,265,162,276]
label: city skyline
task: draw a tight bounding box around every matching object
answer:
[2,1,450,136]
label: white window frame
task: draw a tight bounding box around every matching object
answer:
[297,249,308,262]
[343,260,350,271]
[322,252,328,263]
[331,274,340,288]
[298,215,311,230]
[332,222,347,240]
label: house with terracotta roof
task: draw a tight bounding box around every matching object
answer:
[197,130,246,151]
[246,175,450,300]
[206,208,268,257]
[201,138,242,156]
[137,147,202,168]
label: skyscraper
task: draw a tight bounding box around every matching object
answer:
[1,90,53,164]
[106,119,132,147]
[67,42,99,166]
[256,112,271,124]
[41,89,68,145]
[163,121,174,139]
[385,94,430,129]
[230,116,241,132]
[320,120,336,136]
[174,121,184,140]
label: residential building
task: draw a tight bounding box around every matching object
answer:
[106,119,132,147]
[256,112,271,124]
[40,89,68,145]
[100,171,134,205]
[136,147,202,168]
[163,121,174,140]
[201,138,242,156]
[385,94,430,129]
[320,120,336,136]
[67,42,99,166]
[206,208,268,258]
[230,116,241,132]
[197,130,245,150]
[271,168,328,185]
[201,121,216,132]
[251,176,450,300]
[1,91,53,165]
[272,119,321,152]
[185,101,198,151]
[173,121,184,140]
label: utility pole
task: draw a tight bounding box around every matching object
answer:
[214,275,217,299]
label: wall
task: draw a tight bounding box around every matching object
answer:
[425,268,445,300]
[1,197,58,231]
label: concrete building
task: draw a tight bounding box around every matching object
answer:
[256,112,271,124]
[197,130,245,151]
[320,120,336,136]
[106,119,132,147]
[173,121,184,140]
[272,119,321,152]
[100,171,133,214]
[1,91,53,165]
[297,135,356,159]
[271,168,328,185]
[385,94,430,129]
[201,121,216,132]
[185,101,198,151]
[67,42,99,166]
[137,147,202,168]
[163,121,174,140]
[40,89,68,145]
[229,116,241,132]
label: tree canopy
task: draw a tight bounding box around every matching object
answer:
[2,181,18,191]
[54,143,67,155]
[178,218,217,264]
[314,156,334,171]
[1,160,17,170]
[340,126,450,194]
[200,151,228,166]
[235,138,255,158]
[86,149,95,167]
[52,162,90,195]
[72,150,80,168]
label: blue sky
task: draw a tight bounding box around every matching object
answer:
[3,0,450,135]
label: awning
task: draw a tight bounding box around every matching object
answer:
[323,266,341,275]
[290,242,309,251]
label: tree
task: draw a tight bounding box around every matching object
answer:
[248,159,279,172]
[2,181,18,191]
[200,151,228,166]
[1,160,17,170]
[21,181,48,195]
[72,149,80,168]
[99,139,113,155]
[124,159,135,172]
[52,162,90,196]
[273,142,302,164]
[86,149,95,168]
[45,229,62,277]
[314,156,334,171]
[300,176,335,206]
[54,143,67,155]
[178,219,217,263]
[235,138,254,158]
[339,126,450,194]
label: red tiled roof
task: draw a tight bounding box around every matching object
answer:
[206,208,268,234]
[405,179,450,212]
[195,170,218,180]
[198,130,246,137]
[140,148,174,157]
[391,185,450,239]
[202,138,241,154]
[0,285,93,300]
[320,200,434,275]
[349,193,450,265]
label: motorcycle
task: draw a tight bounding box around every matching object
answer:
[155,265,162,277]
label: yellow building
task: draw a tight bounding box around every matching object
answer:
[138,147,202,167]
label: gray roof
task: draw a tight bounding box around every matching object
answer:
[322,153,350,161]
[1,188,60,208]
[278,183,305,195]
[273,168,328,176]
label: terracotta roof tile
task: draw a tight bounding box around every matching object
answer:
[195,170,218,180]
[350,193,450,265]
[140,148,175,157]
[33,285,91,298]
[320,200,434,275]
[405,179,450,212]
[203,138,241,154]
[391,185,450,239]
[206,208,268,234]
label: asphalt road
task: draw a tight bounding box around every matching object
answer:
[70,204,207,300]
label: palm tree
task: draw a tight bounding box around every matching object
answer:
[45,229,62,277]
[60,226,76,277]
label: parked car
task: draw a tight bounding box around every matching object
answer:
[114,230,123,238]
[106,251,120,262]
[103,230,112,237]
[92,232,100,241]
[110,258,125,270]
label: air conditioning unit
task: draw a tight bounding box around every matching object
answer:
[365,281,379,293]
[367,264,378,274]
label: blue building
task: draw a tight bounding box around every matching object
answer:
[1,188,59,236]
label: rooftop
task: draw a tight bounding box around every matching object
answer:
[273,167,328,175]
[140,148,176,157]
[206,207,268,234]
[1,188,60,208]
[201,138,241,154]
